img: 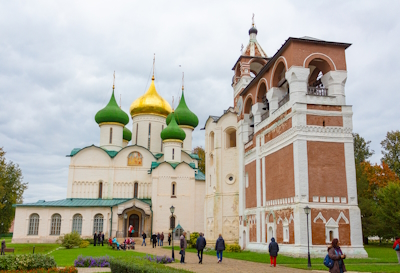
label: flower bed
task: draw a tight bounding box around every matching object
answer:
[144,254,174,264]
[110,257,185,273]
[0,254,57,271]
[73,255,110,268]
[0,267,77,273]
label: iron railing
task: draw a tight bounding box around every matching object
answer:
[307,86,328,96]
[261,110,270,121]
[278,93,290,108]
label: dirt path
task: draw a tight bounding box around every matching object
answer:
[134,244,306,273]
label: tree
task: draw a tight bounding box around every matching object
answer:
[192,146,205,174]
[0,147,28,234]
[381,130,400,177]
[353,133,374,164]
[376,182,400,239]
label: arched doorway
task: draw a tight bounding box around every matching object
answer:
[128,214,139,237]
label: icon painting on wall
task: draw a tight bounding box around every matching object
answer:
[128,152,142,166]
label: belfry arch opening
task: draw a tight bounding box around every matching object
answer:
[250,59,265,77]
[272,61,289,107]
[257,82,269,111]
[306,57,334,96]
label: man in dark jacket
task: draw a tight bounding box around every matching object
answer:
[180,232,187,264]
[268,237,279,267]
[141,232,147,246]
[1,239,5,255]
[151,233,157,248]
[98,232,102,246]
[101,232,105,246]
[93,232,97,246]
[215,234,225,263]
[195,233,207,264]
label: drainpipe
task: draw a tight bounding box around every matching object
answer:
[110,206,113,238]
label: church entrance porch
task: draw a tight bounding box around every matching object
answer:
[128,214,139,237]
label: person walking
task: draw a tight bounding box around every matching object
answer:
[328,238,347,273]
[157,232,160,246]
[141,232,147,246]
[160,232,164,246]
[180,232,187,264]
[152,233,157,248]
[1,239,5,255]
[93,232,97,246]
[168,233,172,246]
[215,234,225,263]
[196,232,207,264]
[98,232,102,246]
[393,237,400,264]
[101,232,105,246]
[268,237,279,267]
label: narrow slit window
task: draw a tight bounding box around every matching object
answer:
[161,125,164,152]
[172,148,174,160]
[134,182,138,198]
[98,182,103,198]
[109,128,113,144]
[148,123,151,149]
[135,124,138,144]
[172,182,176,196]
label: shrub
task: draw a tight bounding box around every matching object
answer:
[79,241,90,248]
[58,231,82,249]
[0,254,57,270]
[226,243,241,253]
[188,232,199,248]
[0,267,77,273]
[110,257,186,273]
[74,255,110,267]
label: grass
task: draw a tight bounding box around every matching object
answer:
[163,244,400,272]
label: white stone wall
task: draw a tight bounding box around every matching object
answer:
[204,110,239,243]
[163,141,182,162]
[99,124,124,151]
[131,115,166,154]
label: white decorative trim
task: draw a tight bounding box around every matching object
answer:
[303,52,337,71]
[277,216,283,224]
[289,214,294,224]
[337,211,349,224]
[313,212,326,223]
[313,196,319,202]
[327,197,333,203]
[266,197,295,207]
[326,217,338,228]
[334,197,340,203]
[320,196,326,202]
[341,197,347,203]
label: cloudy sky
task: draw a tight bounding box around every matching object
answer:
[1,1,399,203]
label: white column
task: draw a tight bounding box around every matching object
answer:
[285,66,310,104]
[321,71,348,105]
[238,120,246,217]
[267,87,286,113]
[262,157,266,207]
[252,103,264,125]
[256,210,261,243]
[344,142,358,205]
[181,127,193,152]
[293,140,309,203]
[261,210,266,243]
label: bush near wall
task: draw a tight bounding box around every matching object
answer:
[0,267,77,273]
[226,243,241,253]
[188,232,199,249]
[0,233,13,238]
[109,257,186,273]
[79,241,90,248]
[57,232,81,249]
[0,254,57,270]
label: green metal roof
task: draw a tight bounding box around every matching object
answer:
[67,144,159,159]
[182,151,200,160]
[173,223,184,232]
[161,112,186,141]
[95,90,129,125]
[195,170,205,181]
[123,127,132,141]
[154,153,163,159]
[166,91,199,128]
[148,161,196,174]
[13,198,151,208]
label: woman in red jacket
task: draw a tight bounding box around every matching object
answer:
[393,237,400,264]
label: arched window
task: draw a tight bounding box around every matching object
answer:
[209,132,214,151]
[109,128,113,144]
[98,182,103,199]
[170,216,176,230]
[134,182,138,198]
[72,214,82,235]
[172,148,175,160]
[225,128,237,148]
[171,182,176,197]
[93,214,104,234]
[28,213,39,235]
[148,123,151,149]
[50,214,61,235]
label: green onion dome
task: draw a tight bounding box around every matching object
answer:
[123,127,132,141]
[161,112,186,141]
[95,90,129,125]
[166,91,198,129]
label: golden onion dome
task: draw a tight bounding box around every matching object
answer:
[129,76,172,118]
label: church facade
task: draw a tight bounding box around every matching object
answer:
[12,73,205,243]
[204,23,367,257]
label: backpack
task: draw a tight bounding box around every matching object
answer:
[395,244,400,251]
[324,249,337,269]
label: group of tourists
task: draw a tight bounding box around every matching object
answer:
[93,231,105,246]
[146,232,172,248]
[179,232,225,264]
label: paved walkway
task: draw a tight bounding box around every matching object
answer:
[134,244,305,273]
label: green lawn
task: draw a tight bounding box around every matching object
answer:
[163,244,400,273]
